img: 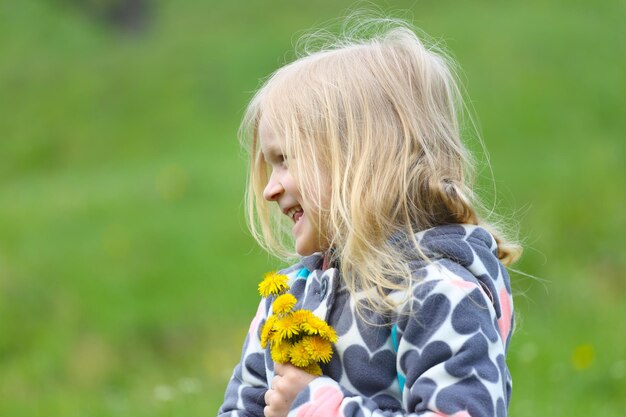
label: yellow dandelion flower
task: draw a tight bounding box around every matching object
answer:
[273,294,297,315]
[273,314,300,341]
[299,313,326,335]
[258,272,289,298]
[291,309,314,326]
[270,339,291,364]
[299,315,338,343]
[302,335,333,363]
[301,362,323,376]
[319,325,338,344]
[289,340,314,367]
[571,344,595,371]
[260,315,277,349]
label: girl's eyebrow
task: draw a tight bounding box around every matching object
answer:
[261,144,284,161]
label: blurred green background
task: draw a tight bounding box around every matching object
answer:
[1,0,624,415]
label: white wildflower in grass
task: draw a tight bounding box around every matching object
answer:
[153,384,174,402]
[177,377,202,394]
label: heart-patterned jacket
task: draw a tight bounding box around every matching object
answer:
[217,224,514,417]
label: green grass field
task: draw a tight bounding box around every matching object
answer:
[1,0,625,415]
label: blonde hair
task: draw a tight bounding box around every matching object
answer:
[241,17,522,314]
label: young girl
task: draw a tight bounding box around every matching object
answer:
[218,17,521,417]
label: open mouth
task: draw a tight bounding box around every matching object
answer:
[286,206,304,223]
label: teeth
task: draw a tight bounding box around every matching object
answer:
[286,206,302,221]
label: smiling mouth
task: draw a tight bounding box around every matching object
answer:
[286,206,304,223]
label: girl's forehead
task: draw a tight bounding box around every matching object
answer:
[258,111,284,136]
[258,116,286,154]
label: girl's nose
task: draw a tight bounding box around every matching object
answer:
[263,174,283,201]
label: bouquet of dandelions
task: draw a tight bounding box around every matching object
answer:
[258,272,337,376]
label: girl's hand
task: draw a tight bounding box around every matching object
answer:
[263,363,317,417]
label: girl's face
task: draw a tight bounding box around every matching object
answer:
[258,117,328,256]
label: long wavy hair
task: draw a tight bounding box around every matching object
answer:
[241,17,522,314]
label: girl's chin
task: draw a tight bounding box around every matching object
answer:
[295,247,315,256]
[292,212,327,256]
[294,234,317,256]
[294,235,319,256]
[294,236,326,257]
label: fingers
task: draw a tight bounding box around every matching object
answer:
[263,388,288,417]
[263,405,285,417]
[263,389,276,417]
[274,362,301,379]
[264,404,280,417]
[274,362,287,376]
[271,375,280,389]
[265,365,315,417]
